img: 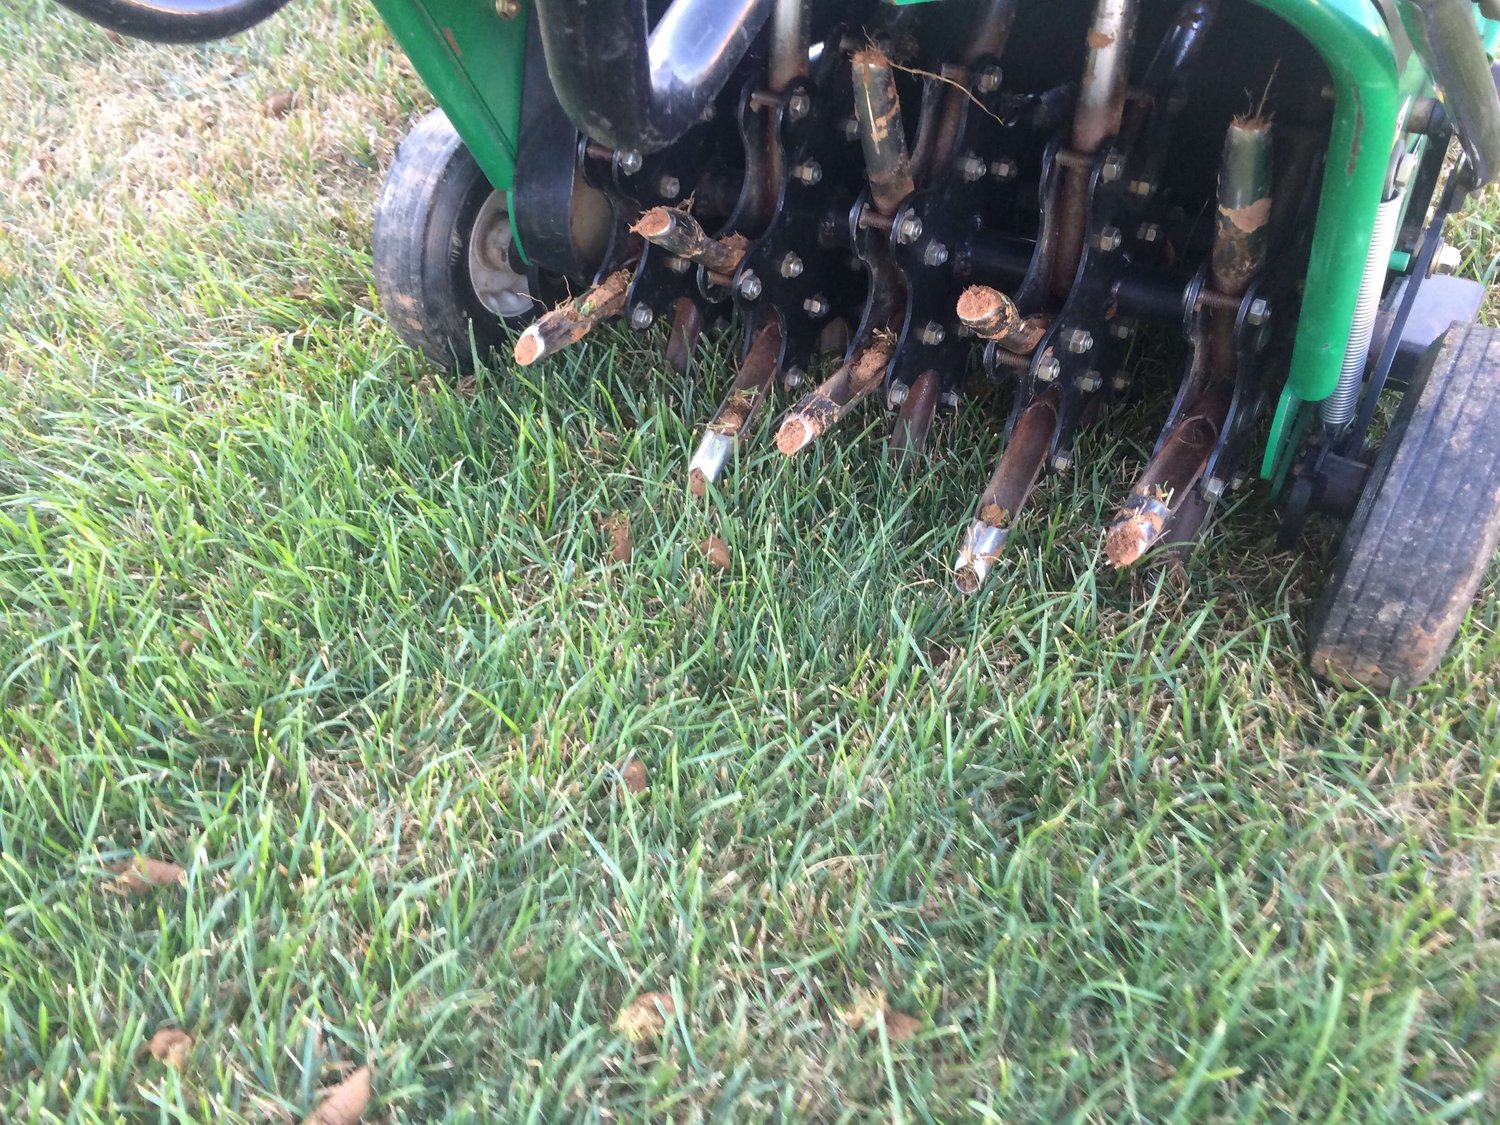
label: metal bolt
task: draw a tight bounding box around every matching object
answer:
[1100,151,1125,183]
[665,255,691,274]
[1077,370,1103,393]
[784,367,804,388]
[629,305,655,330]
[895,213,924,244]
[1109,319,1135,341]
[1128,178,1154,198]
[990,158,1018,182]
[792,160,823,186]
[1035,355,1061,382]
[958,153,987,182]
[976,65,1003,94]
[657,175,681,200]
[802,294,829,317]
[787,92,811,121]
[1110,370,1130,392]
[1136,222,1162,244]
[940,390,960,408]
[1433,242,1463,276]
[1203,476,1226,501]
[618,149,643,175]
[739,272,762,300]
[923,241,950,267]
[1097,226,1123,252]
[1050,451,1073,474]
[700,103,717,123]
[1061,327,1094,354]
[493,0,520,16]
[888,382,909,406]
[779,252,804,279]
[1230,471,1247,492]
[842,116,860,142]
[1246,297,1271,326]
[920,321,947,346]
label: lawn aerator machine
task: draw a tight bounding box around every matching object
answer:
[52,0,1500,688]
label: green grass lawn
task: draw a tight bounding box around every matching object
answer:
[2,2,1498,1120]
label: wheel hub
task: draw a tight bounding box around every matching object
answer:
[468,192,532,320]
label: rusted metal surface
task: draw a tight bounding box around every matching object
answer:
[1205,115,1272,380]
[851,47,915,216]
[769,0,810,93]
[919,0,1019,179]
[775,336,896,454]
[887,368,939,465]
[1103,383,1230,566]
[513,268,632,366]
[818,317,851,357]
[956,285,1049,352]
[688,319,784,494]
[632,207,749,274]
[953,389,1060,592]
[665,297,704,375]
[1211,117,1272,298]
[1050,0,1140,297]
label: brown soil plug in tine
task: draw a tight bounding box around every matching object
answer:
[665,298,705,376]
[851,47,916,216]
[775,336,896,455]
[887,369,940,467]
[953,389,1061,593]
[1103,382,1232,567]
[513,268,632,366]
[687,319,783,495]
[956,285,1049,353]
[632,207,749,275]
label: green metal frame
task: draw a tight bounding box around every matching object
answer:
[369,0,1485,479]
[1249,0,1411,478]
[369,0,528,192]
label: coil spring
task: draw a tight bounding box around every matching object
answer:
[1320,193,1404,430]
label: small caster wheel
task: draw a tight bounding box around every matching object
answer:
[374,109,536,371]
[1309,321,1500,690]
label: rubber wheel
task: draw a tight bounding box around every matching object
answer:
[1309,320,1500,690]
[373,109,534,372]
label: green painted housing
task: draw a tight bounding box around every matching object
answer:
[369,0,528,191]
[370,0,1487,479]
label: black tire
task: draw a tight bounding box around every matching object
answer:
[373,109,533,372]
[1309,320,1500,690]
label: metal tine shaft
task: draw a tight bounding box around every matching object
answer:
[953,389,1060,593]
[774,336,896,455]
[688,319,783,495]
[513,268,632,366]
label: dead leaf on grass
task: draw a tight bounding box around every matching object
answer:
[603,513,633,563]
[15,161,45,192]
[302,1065,371,1125]
[263,90,298,118]
[613,991,674,1042]
[700,535,731,570]
[882,1009,920,1040]
[836,988,919,1040]
[145,1027,193,1068]
[105,855,187,895]
[619,759,647,794]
